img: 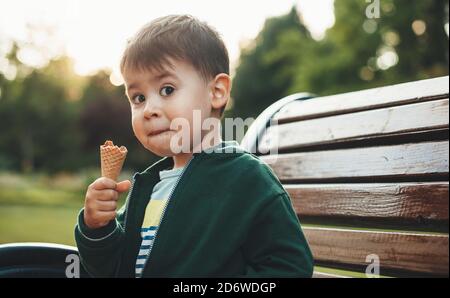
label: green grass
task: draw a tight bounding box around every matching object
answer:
[0,171,129,247]
[0,187,83,208]
[0,204,80,246]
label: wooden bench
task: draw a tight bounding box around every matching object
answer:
[241,76,449,278]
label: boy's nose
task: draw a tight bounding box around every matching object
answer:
[143,98,162,119]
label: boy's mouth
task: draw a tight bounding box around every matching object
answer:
[148,129,170,136]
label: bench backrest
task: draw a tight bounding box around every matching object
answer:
[242,76,449,277]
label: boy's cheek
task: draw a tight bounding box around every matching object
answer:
[130,118,141,137]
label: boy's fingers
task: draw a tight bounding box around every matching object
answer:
[92,177,117,190]
[116,180,131,193]
[94,189,119,201]
[96,211,117,222]
[96,200,117,211]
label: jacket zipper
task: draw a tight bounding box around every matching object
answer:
[139,155,196,277]
[114,174,136,277]
[123,173,137,235]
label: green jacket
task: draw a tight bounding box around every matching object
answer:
[74,141,314,278]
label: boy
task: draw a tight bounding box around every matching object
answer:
[75,14,313,278]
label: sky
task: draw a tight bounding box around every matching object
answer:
[0,0,335,82]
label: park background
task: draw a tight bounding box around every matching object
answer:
[0,0,448,276]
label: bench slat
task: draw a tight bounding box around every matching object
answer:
[286,182,449,223]
[312,271,350,278]
[260,98,449,152]
[261,141,449,182]
[303,227,449,276]
[274,76,449,123]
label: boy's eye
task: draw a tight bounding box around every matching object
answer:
[160,86,175,97]
[131,94,145,104]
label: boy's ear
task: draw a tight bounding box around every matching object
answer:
[210,73,231,115]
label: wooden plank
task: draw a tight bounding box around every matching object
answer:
[260,98,449,152]
[286,182,449,222]
[313,266,393,278]
[312,271,350,278]
[261,141,449,182]
[274,76,449,123]
[303,227,449,276]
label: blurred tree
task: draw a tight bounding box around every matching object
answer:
[230,1,449,121]
[290,0,449,95]
[0,40,158,174]
[229,7,314,120]
[0,51,84,173]
[0,53,158,173]
[377,0,449,81]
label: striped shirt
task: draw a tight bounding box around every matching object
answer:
[135,165,185,278]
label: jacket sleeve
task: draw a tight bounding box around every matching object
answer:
[74,205,127,278]
[238,192,314,278]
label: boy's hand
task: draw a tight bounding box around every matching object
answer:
[84,177,131,229]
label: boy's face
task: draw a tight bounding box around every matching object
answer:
[123,58,215,157]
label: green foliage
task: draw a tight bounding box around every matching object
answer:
[229,7,313,120]
[0,53,84,173]
[230,0,449,119]
[0,44,159,174]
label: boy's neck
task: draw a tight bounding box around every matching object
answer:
[172,130,223,169]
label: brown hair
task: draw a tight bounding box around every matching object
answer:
[120,15,230,116]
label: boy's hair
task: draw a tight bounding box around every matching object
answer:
[120,14,230,116]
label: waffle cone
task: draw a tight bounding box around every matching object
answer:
[100,140,127,181]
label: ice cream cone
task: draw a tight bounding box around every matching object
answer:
[100,140,127,181]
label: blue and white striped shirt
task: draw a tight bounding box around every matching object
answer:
[135,166,185,278]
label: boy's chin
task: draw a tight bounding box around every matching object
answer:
[144,143,192,157]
